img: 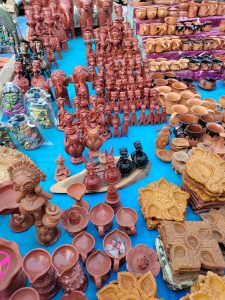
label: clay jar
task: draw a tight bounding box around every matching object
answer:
[89,203,114,236]
[136,8,147,20]
[171,82,187,93]
[60,291,87,300]
[9,288,40,300]
[72,231,95,264]
[116,207,138,236]
[160,92,181,114]
[169,104,188,126]
[191,105,208,122]
[0,239,26,300]
[185,124,203,146]
[86,250,111,289]
[103,229,131,272]
[180,90,195,106]
[52,244,87,294]
[147,6,157,20]
[22,249,59,299]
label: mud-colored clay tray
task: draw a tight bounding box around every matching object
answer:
[50,157,151,194]
[0,181,20,214]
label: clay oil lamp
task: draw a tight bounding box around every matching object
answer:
[126,244,160,276]
[22,248,59,299]
[116,207,138,236]
[103,229,131,272]
[61,205,89,237]
[9,288,40,300]
[72,231,95,264]
[105,185,121,213]
[0,238,26,300]
[60,291,88,299]
[67,183,89,210]
[52,244,88,294]
[89,203,114,236]
[86,250,111,290]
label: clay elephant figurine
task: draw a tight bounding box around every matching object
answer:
[96,0,113,27]
[58,0,76,39]
[50,70,71,107]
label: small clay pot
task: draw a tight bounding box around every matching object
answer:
[174,113,196,137]
[116,207,138,236]
[9,288,40,300]
[72,231,95,264]
[188,59,200,71]
[185,124,203,145]
[60,291,87,300]
[212,59,223,71]
[191,105,208,121]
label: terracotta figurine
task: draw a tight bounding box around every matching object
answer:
[54,154,71,181]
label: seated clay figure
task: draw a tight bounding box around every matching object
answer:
[117,147,134,177]
[131,141,149,169]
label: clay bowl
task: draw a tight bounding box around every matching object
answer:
[52,244,79,277]
[72,231,95,264]
[116,207,138,235]
[0,181,20,214]
[89,203,114,237]
[103,229,131,272]
[22,248,52,283]
[60,291,87,300]
[86,250,111,290]
[154,79,168,86]
[191,105,208,120]
[171,82,187,93]
[9,288,40,300]
[155,86,171,94]
[61,206,89,237]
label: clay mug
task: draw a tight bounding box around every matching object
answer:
[192,40,203,51]
[171,82,187,93]
[136,8,147,20]
[204,122,224,143]
[159,23,168,35]
[202,21,212,32]
[168,7,178,17]
[157,6,168,18]
[72,231,95,264]
[116,207,138,236]
[198,3,210,17]
[179,58,189,69]
[155,40,167,53]
[198,114,215,133]
[167,24,176,35]
[139,24,149,36]
[165,16,177,25]
[149,61,160,72]
[219,20,225,32]
[159,61,170,71]
[203,39,213,51]
[103,229,131,272]
[181,39,192,51]
[147,7,157,20]
[185,124,203,144]
[179,10,188,18]
[188,2,199,18]
[186,98,202,113]
[202,98,221,112]
[191,105,208,121]
[162,92,181,114]
[180,90,195,106]
[184,23,194,35]
[149,23,161,35]
[208,2,218,16]
[200,59,212,71]
[86,250,111,290]
[217,2,225,16]
[146,40,155,54]
[169,104,188,126]
[151,72,164,80]
[188,59,200,71]
[170,60,181,71]
[174,113,196,137]
[178,2,189,10]
[171,38,182,51]
[89,203,114,237]
[175,23,185,35]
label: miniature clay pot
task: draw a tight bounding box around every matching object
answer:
[67,183,89,210]
[52,244,87,294]
[204,122,224,143]
[116,207,138,236]
[126,244,160,276]
[103,229,131,272]
[9,288,40,300]
[60,291,87,300]
[89,203,114,237]
[169,105,188,126]
[160,92,181,115]
[61,206,89,237]
[191,105,208,121]
[172,151,189,174]
[86,250,111,290]
[22,248,59,299]
[72,231,95,264]
[0,239,26,300]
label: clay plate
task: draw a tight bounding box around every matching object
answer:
[0,181,21,214]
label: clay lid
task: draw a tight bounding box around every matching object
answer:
[0,238,23,291]
[72,231,95,254]
[60,291,87,300]
[0,181,20,214]
[52,244,79,276]
[67,183,86,201]
[22,248,51,283]
[61,206,89,234]
[116,207,138,227]
[9,288,40,300]
[126,244,160,276]
[89,203,114,226]
[86,250,111,276]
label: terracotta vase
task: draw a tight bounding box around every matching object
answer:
[22,249,59,299]
[116,207,138,236]
[60,291,87,300]
[89,203,114,236]
[72,231,95,265]
[67,183,89,210]
[86,250,111,290]
[103,229,131,272]
[52,244,88,294]
[9,288,40,300]
[0,239,26,300]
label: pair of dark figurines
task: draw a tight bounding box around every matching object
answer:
[117,141,149,177]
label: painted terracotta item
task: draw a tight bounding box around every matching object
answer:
[0,122,17,149]
[9,288,40,300]
[116,207,138,236]
[67,183,89,210]
[72,231,95,264]
[54,154,70,182]
[131,141,149,169]
[89,203,114,236]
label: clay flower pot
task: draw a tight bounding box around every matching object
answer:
[22,248,59,299]
[67,183,89,210]
[60,291,87,300]
[89,203,114,236]
[61,206,89,237]
[126,244,160,276]
[86,250,111,290]
[0,238,26,300]
[116,207,138,236]
[9,288,40,300]
[52,244,87,294]
[72,231,95,264]
[103,229,131,272]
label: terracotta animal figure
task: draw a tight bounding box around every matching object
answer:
[96,0,113,27]
[50,70,71,107]
[58,0,76,39]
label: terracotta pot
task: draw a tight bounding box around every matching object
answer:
[116,207,138,236]
[9,288,40,300]
[0,239,26,300]
[163,92,181,114]
[171,82,187,93]
[167,24,176,35]
[136,8,147,20]
[169,104,188,126]
[103,229,131,272]
[72,231,95,264]
[198,114,215,133]
[60,291,87,300]
[180,90,195,106]
[164,72,176,79]
[149,61,159,72]
[147,7,157,20]
[86,250,111,290]
[89,203,114,236]
[204,122,224,143]
[191,105,208,121]
[185,124,203,146]
[186,98,202,113]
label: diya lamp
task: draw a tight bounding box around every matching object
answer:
[67,183,89,210]
[54,154,71,182]
[72,231,95,265]
[90,203,114,237]
[9,288,40,300]
[116,207,138,236]
[105,185,122,213]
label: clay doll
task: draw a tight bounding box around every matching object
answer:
[112,118,121,138]
[131,141,149,169]
[53,14,69,51]
[42,37,58,68]
[130,105,137,125]
[76,0,94,36]
[54,154,71,181]
[13,61,30,93]
[138,104,147,126]
[8,161,62,245]
[104,147,121,185]
[113,106,120,125]
[84,125,105,158]
[121,115,129,137]
[83,156,101,192]
[50,70,71,107]
[105,106,112,126]
[117,147,134,177]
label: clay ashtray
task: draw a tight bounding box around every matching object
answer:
[126,244,160,276]
[116,207,138,235]
[60,291,87,300]
[103,229,131,272]
[89,203,114,236]
[155,149,173,163]
[9,288,40,300]
[0,181,20,214]
[61,206,89,237]
[72,231,95,264]
[67,183,89,210]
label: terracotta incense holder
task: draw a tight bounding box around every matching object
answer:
[89,203,114,236]
[67,183,89,210]
[72,231,95,264]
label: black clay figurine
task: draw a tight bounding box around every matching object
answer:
[131,141,149,169]
[116,147,134,177]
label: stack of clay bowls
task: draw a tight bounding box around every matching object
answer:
[170,138,189,152]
